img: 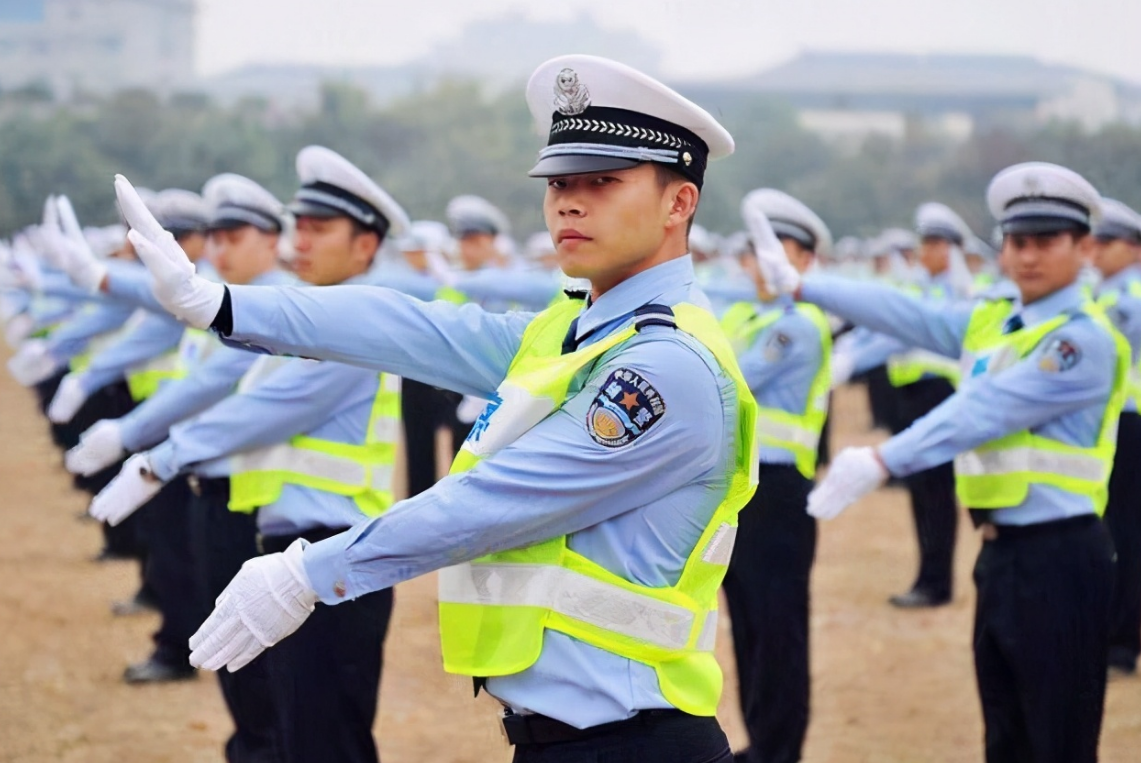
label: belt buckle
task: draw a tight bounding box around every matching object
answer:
[981,523,999,541]
[187,475,202,497]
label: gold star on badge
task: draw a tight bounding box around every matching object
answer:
[619,391,639,410]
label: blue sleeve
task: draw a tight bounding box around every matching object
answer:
[117,345,259,451]
[147,360,377,481]
[738,311,824,391]
[371,271,441,302]
[880,319,1116,476]
[849,332,908,375]
[38,270,102,303]
[700,280,756,308]
[103,259,168,313]
[301,337,727,603]
[801,274,972,358]
[45,303,134,363]
[452,270,560,311]
[76,315,185,395]
[227,284,532,398]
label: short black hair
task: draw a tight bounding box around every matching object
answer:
[651,163,698,235]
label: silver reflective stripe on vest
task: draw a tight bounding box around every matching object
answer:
[231,443,392,490]
[954,447,1107,483]
[695,610,719,652]
[756,414,819,450]
[439,562,706,652]
[701,523,736,566]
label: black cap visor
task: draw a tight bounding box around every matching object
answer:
[1002,216,1088,236]
[288,199,344,220]
[529,154,641,178]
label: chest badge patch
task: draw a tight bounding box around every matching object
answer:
[586,368,665,448]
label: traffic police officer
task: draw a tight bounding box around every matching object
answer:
[721,189,831,763]
[1091,198,1141,676]
[93,147,406,763]
[775,162,1122,763]
[116,55,757,763]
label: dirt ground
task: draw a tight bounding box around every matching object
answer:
[2,355,1140,762]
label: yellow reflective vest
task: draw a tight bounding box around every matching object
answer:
[436,297,758,718]
[954,299,1129,514]
[721,301,832,478]
[227,356,402,517]
[1096,280,1141,409]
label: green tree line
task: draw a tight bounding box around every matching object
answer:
[2,81,1141,243]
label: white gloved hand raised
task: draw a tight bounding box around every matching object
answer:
[807,446,890,520]
[66,419,125,476]
[47,373,88,424]
[114,175,223,329]
[51,196,107,293]
[7,339,59,386]
[88,452,165,526]
[742,201,801,296]
[189,538,318,672]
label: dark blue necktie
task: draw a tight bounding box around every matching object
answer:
[561,317,581,355]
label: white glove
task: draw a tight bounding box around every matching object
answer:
[88,453,164,526]
[47,373,89,424]
[48,197,107,293]
[742,203,801,295]
[66,419,125,476]
[807,446,889,520]
[189,539,318,672]
[114,175,224,329]
[7,339,58,386]
[830,351,856,389]
[4,312,35,348]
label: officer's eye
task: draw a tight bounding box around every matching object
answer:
[592,176,618,186]
[547,179,567,190]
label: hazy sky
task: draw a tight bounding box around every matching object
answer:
[196,0,1141,83]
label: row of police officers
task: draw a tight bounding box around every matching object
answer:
[2,53,1140,763]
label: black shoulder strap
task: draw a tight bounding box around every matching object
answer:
[632,303,677,332]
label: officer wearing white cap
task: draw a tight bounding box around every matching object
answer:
[720,189,831,763]
[760,162,1122,762]
[1091,197,1141,676]
[114,54,751,762]
[95,147,406,763]
[872,201,975,608]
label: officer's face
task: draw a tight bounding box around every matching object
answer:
[918,236,950,275]
[292,216,377,286]
[1092,237,1139,278]
[544,164,697,295]
[209,226,279,285]
[177,232,207,263]
[457,232,499,271]
[1003,231,1090,304]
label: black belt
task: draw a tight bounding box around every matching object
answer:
[257,525,350,555]
[186,475,229,498]
[978,513,1098,542]
[501,709,685,746]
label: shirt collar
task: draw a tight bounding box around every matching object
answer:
[1020,282,1087,328]
[576,255,696,341]
[1099,264,1141,295]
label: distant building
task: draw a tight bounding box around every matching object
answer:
[690,51,1141,144]
[0,0,195,96]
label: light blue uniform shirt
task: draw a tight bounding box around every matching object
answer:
[736,295,826,467]
[1096,264,1141,414]
[44,302,137,367]
[221,255,739,729]
[803,276,1116,525]
[451,267,561,311]
[117,271,296,452]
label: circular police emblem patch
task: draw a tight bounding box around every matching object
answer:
[586,368,666,448]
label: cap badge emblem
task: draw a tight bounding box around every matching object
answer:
[682,151,693,166]
[1023,174,1041,195]
[553,68,591,116]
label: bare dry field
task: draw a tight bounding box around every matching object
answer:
[1,356,1139,762]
